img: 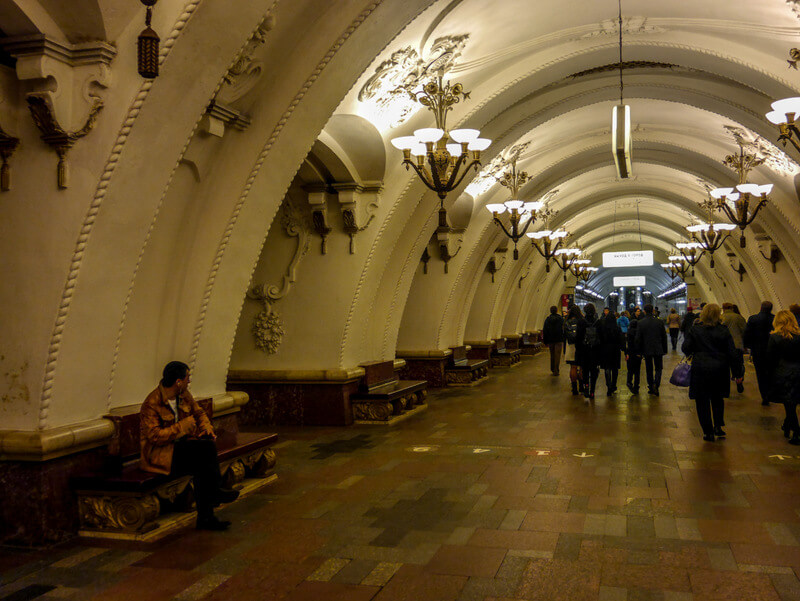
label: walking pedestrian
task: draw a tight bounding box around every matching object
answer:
[635,304,668,396]
[626,308,643,394]
[721,302,746,393]
[577,303,602,401]
[563,305,583,395]
[682,303,744,442]
[617,310,630,335]
[766,310,800,444]
[667,308,681,350]
[600,310,625,395]
[743,301,775,405]
[680,307,697,336]
[542,305,564,376]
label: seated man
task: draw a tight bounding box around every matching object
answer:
[140,360,239,530]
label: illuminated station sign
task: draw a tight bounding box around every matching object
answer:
[613,276,646,287]
[602,250,654,268]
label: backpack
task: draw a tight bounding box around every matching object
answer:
[565,319,578,344]
[584,319,601,348]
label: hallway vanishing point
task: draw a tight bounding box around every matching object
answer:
[3,352,800,601]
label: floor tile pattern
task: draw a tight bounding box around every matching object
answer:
[3,352,800,600]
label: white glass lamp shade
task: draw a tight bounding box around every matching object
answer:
[446,143,463,157]
[710,187,734,199]
[504,199,524,210]
[758,184,773,195]
[390,136,417,150]
[771,97,800,116]
[686,223,708,233]
[766,111,788,125]
[449,128,480,144]
[660,263,672,268]
[527,230,551,239]
[736,183,760,195]
[486,203,506,214]
[574,259,591,265]
[676,242,702,250]
[713,223,736,231]
[410,143,427,157]
[668,255,685,262]
[524,201,543,213]
[468,138,491,151]
[414,128,444,143]
[550,230,568,239]
[556,248,580,256]
[586,266,599,272]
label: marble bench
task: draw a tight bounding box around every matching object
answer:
[491,338,522,368]
[350,360,427,424]
[445,345,489,386]
[70,401,277,540]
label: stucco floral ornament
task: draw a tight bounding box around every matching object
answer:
[249,294,284,354]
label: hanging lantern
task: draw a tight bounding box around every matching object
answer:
[138,0,160,79]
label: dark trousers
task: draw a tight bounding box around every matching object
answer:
[752,354,770,402]
[731,349,744,380]
[582,364,599,395]
[548,343,563,374]
[695,395,724,435]
[644,355,663,391]
[604,368,618,392]
[783,403,800,435]
[669,329,679,350]
[171,438,223,519]
[627,355,642,391]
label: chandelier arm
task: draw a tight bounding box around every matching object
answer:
[742,199,768,227]
[405,161,437,192]
[717,203,737,224]
[447,158,482,191]
[426,152,446,195]
[781,128,800,154]
[442,153,468,191]
[530,240,546,259]
[518,214,537,238]
[493,217,515,240]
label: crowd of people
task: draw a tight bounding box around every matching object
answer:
[541,300,800,444]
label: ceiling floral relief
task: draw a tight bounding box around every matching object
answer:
[358,34,469,129]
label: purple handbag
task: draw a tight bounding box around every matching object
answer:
[669,357,691,387]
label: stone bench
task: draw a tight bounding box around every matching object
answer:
[351,360,427,424]
[521,331,544,356]
[445,345,489,386]
[491,338,522,368]
[69,401,277,540]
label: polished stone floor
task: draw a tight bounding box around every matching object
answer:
[4,351,800,600]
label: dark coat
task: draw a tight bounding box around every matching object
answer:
[626,317,641,356]
[599,315,625,370]
[635,314,667,356]
[681,323,743,400]
[680,311,697,333]
[576,315,602,367]
[743,310,775,357]
[542,313,565,344]
[766,333,800,406]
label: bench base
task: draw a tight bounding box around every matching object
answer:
[78,474,277,542]
[445,361,489,386]
[491,352,522,368]
[354,402,428,426]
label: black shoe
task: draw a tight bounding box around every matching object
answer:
[571,382,579,395]
[736,382,744,393]
[762,400,771,406]
[783,426,792,439]
[196,516,231,531]
[702,434,715,442]
[713,427,726,438]
[215,488,240,505]
[789,437,800,446]
[607,390,613,397]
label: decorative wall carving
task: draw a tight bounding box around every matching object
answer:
[0,126,19,191]
[358,34,469,127]
[335,183,380,253]
[247,194,309,354]
[723,124,800,177]
[787,0,800,20]
[581,16,666,38]
[465,142,531,198]
[2,35,115,189]
[219,14,276,103]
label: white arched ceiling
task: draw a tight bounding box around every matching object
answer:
[9,0,800,432]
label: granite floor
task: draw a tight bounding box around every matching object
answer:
[4,351,800,600]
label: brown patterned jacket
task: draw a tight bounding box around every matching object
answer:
[139,385,214,474]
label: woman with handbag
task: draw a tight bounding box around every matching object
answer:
[681,303,744,442]
[765,310,800,444]
[563,305,584,395]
